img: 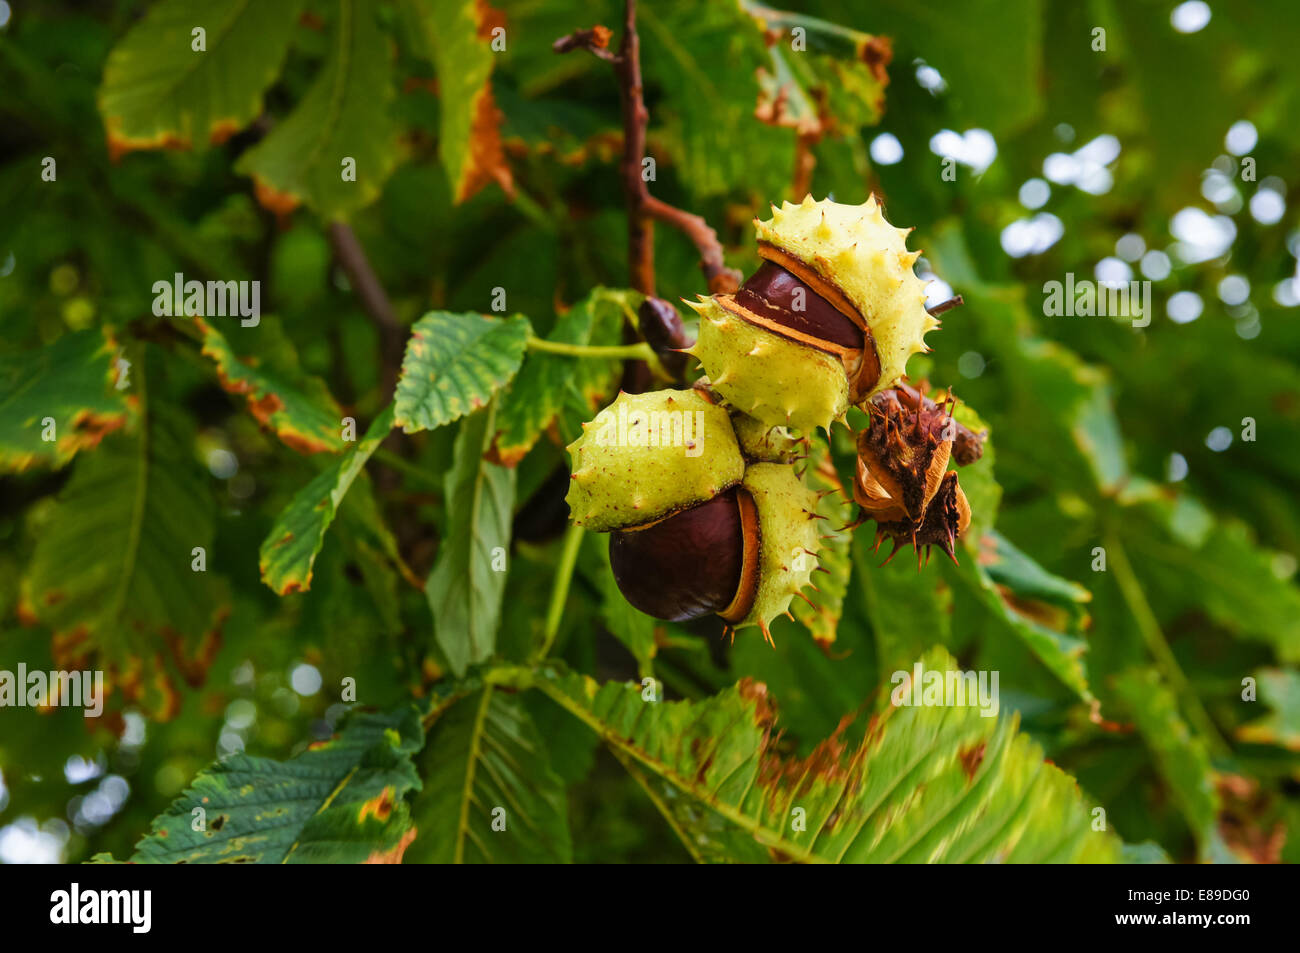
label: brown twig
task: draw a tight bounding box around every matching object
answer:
[791,131,818,202]
[642,196,742,295]
[551,25,619,63]
[556,0,740,297]
[926,294,964,317]
[327,222,405,397]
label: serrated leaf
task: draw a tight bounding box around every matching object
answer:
[428,406,515,676]
[1237,668,1300,751]
[394,311,530,434]
[407,687,570,862]
[197,317,344,454]
[0,329,130,472]
[793,437,853,645]
[529,648,1121,863]
[98,0,303,158]
[125,705,423,863]
[235,0,396,220]
[491,288,631,466]
[259,405,395,595]
[403,0,512,203]
[19,356,227,715]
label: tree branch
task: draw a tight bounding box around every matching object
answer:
[555,0,740,297]
[327,222,404,397]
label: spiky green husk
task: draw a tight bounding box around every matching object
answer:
[735,462,820,631]
[754,195,939,397]
[731,410,802,464]
[686,297,848,433]
[565,388,744,532]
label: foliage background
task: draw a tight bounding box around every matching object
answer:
[0,0,1298,863]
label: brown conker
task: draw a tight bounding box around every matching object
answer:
[608,488,759,623]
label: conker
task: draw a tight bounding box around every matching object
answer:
[608,488,758,623]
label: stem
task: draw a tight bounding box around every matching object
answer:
[526,336,654,360]
[327,223,405,397]
[535,524,585,661]
[642,196,741,294]
[1104,527,1230,757]
[617,0,655,295]
[526,334,669,380]
[927,295,964,317]
[554,0,740,296]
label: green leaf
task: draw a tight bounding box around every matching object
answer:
[0,329,130,472]
[855,533,954,676]
[19,356,227,712]
[259,405,395,595]
[126,705,423,863]
[394,311,530,434]
[745,5,891,134]
[98,0,303,157]
[949,530,1094,704]
[792,436,854,645]
[235,0,396,220]
[640,2,792,199]
[491,288,630,466]
[528,648,1121,863]
[403,0,513,203]
[1114,668,1221,857]
[428,406,515,676]
[197,317,344,455]
[1125,496,1300,663]
[1237,668,1300,751]
[407,686,571,862]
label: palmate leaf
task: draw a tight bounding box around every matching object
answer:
[428,406,514,676]
[259,405,395,595]
[235,0,396,220]
[98,0,304,158]
[403,0,512,203]
[406,686,571,863]
[394,311,530,434]
[0,328,130,472]
[197,317,344,455]
[490,288,630,466]
[526,648,1121,863]
[19,356,227,715]
[124,705,424,863]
